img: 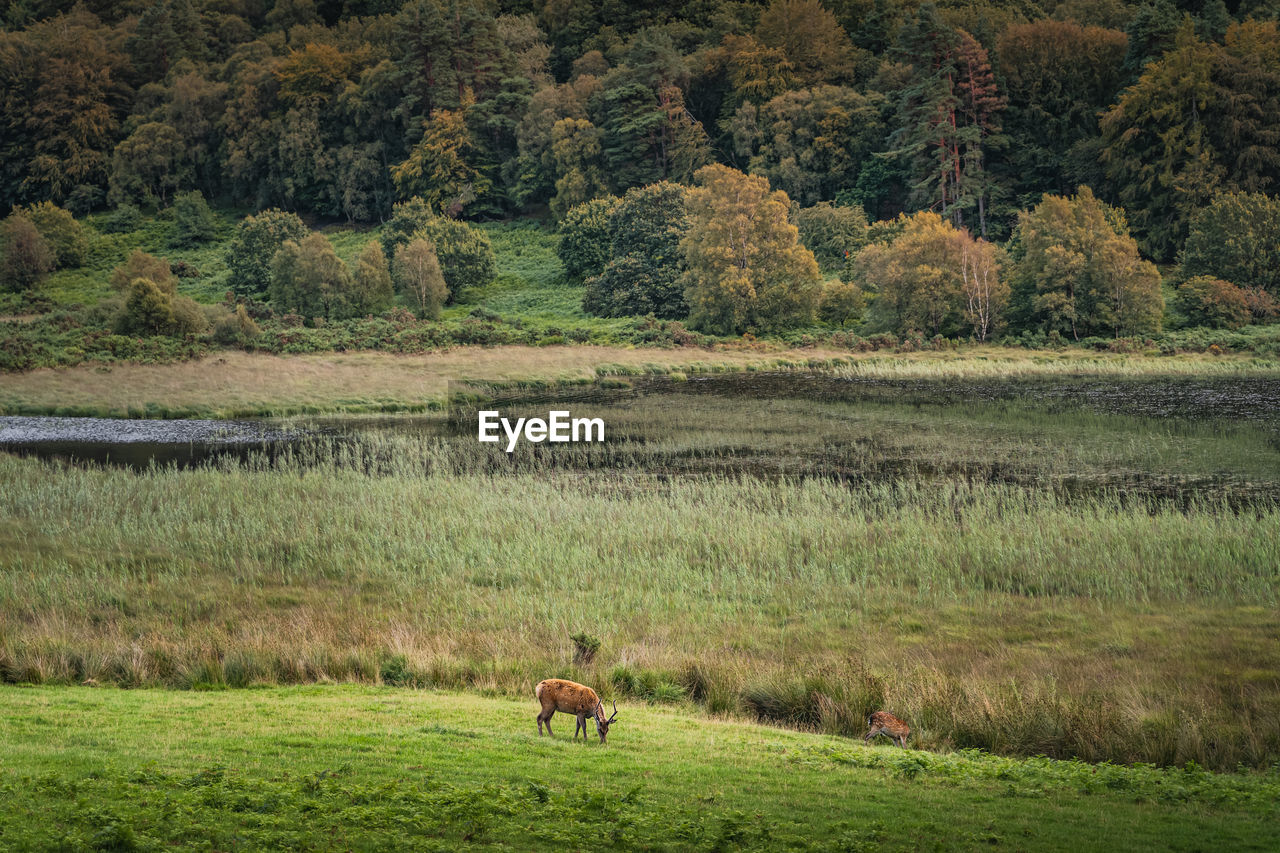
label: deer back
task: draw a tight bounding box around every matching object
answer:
[536,678,601,716]
[869,710,910,736]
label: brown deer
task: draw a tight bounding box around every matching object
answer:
[535,678,618,744]
[864,710,910,748]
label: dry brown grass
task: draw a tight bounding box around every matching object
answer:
[2,344,1273,418]
[0,346,848,417]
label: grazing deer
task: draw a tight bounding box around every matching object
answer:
[864,710,910,748]
[535,678,618,744]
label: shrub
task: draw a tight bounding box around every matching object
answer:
[119,280,170,336]
[558,197,619,282]
[0,215,54,292]
[170,190,218,247]
[380,654,414,687]
[17,201,88,268]
[111,250,177,295]
[1174,276,1252,330]
[101,203,143,234]
[609,665,685,704]
[212,305,261,345]
[569,632,600,665]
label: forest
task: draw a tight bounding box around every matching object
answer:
[2,0,1280,363]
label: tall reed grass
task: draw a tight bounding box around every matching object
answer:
[1,440,1277,769]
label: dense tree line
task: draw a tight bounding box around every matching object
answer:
[3,0,1280,341]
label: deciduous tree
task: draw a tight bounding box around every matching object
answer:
[584,182,687,318]
[352,240,394,316]
[394,237,448,318]
[681,164,820,334]
[225,209,308,298]
[1180,192,1280,297]
[1010,186,1163,338]
[269,232,355,321]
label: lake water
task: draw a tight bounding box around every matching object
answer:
[3,372,1278,506]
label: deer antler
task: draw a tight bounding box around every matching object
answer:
[607,700,618,722]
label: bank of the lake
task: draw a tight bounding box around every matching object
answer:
[1,344,1276,419]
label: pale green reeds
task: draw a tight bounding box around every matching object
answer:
[1,439,1277,769]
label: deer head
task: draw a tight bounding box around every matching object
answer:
[595,700,618,744]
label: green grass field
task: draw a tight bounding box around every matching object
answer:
[1,685,1276,851]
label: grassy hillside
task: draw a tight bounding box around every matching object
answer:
[0,685,1276,851]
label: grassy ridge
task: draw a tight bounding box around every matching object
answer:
[2,447,1277,770]
[0,685,1276,851]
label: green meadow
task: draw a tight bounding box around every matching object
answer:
[0,685,1276,851]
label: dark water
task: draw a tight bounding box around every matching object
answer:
[3,373,1278,506]
[0,416,304,468]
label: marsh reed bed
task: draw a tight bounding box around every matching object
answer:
[2,415,1278,770]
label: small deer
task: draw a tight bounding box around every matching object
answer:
[535,678,618,744]
[864,710,910,748]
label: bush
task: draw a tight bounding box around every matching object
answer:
[117,278,173,335]
[569,632,600,665]
[170,190,218,247]
[380,655,414,687]
[212,305,261,345]
[225,209,307,297]
[609,665,685,704]
[111,250,177,295]
[101,203,143,234]
[17,201,88,268]
[1174,276,1252,330]
[0,215,54,292]
[558,197,619,282]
